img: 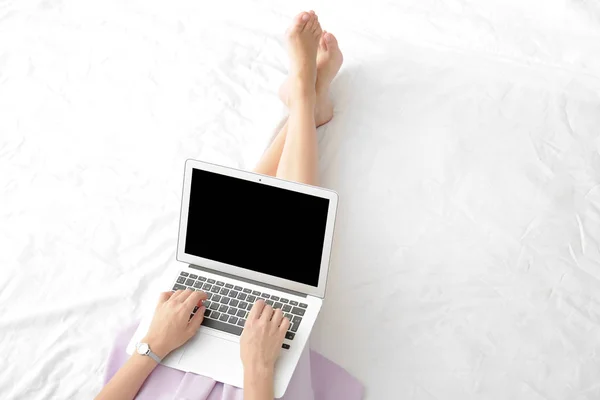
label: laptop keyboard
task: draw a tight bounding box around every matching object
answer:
[174,271,308,349]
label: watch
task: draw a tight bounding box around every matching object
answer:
[136,342,162,363]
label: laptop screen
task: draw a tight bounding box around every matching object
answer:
[184,168,330,287]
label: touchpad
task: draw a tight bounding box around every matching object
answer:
[179,332,244,387]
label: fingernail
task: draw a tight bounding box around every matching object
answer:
[302,14,310,21]
[325,34,333,43]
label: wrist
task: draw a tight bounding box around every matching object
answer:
[141,336,170,359]
[244,363,275,380]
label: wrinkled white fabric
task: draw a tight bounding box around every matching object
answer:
[1,0,600,399]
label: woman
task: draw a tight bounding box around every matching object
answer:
[96,10,343,400]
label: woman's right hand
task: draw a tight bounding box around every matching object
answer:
[240,299,290,373]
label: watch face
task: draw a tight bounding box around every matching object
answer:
[137,343,149,355]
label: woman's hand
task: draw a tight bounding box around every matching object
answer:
[240,299,290,373]
[142,289,208,358]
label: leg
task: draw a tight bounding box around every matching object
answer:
[253,120,289,177]
[254,15,343,179]
[274,12,322,185]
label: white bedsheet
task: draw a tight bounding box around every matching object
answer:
[2,0,600,398]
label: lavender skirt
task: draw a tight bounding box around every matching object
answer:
[104,324,364,400]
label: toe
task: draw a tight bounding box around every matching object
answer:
[314,20,322,37]
[304,12,316,31]
[292,12,310,32]
[319,31,328,51]
[324,32,338,49]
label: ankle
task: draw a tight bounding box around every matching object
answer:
[288,81,317,108]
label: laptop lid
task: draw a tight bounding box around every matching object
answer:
[176,159,338,298]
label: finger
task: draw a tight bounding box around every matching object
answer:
[183,290,208,311]
[260,304,275,322]
[271,308,284,327]
[175,289,194,303]
[170,289,185,301]
[158,291,173,305]
[248,299,266,320]
[189,306,206,332]
[279,316,291,334]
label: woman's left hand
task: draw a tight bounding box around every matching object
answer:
[142,289,208,358]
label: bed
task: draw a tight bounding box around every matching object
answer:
[2,0,600,398]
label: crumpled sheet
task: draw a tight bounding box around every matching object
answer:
[1,0,600,399]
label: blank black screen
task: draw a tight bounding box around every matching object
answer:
[184,168,329,287]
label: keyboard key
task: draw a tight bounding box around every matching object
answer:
[213,295,222,302]
[234,286,243,291]
[206,293,213,300]
[228,316,238,324]
[237,319,246,327]
[247,295,256,303]
[193,281,203,289]
[216,281,225,287]
[282,344,290,350]
[290,301,298,306]
[293,315,302,324]
[180,272,189,277]
[173,284,186,291]
[204,301,212,309]
[285,332,295,340]
[204,309,211,318]
[239,301,248,309]
[291,307,305,316]
[237,309,246,317]
[271,296,280,301]
[198,276,207,282]
[237,293,247,301]
[227,307,237,315]
[211,311,221,319]
[281,298,289,304]
[261,293,270,299]
[185,278,195,286]
[282,305,291,312]
[299,303,308,309]
[230,299,239,307]
[219,305,228,312]
[220,297,230,305]
[220,288,229,296]
[189,274,198,279]
[284,313,293,320]
[228,291,238,298]
[219,314,229,322]
[207,279,216,284]
[210,303,219,311]
[243,288,252,294]
[176,276,186,284]
[225,283,233,289]
[245,303,253,310]
[266,300,274,306]
[274,302,283,309]
[203,284,212,291]
[211,286,220,293]
[252,290,261,296]
[291,323,299,332]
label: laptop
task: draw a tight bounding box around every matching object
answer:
[126,159,338,398]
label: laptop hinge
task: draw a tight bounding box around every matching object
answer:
[188,264,307,298]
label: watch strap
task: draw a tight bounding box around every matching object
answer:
[146,349,162,363]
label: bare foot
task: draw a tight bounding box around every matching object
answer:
[284,11,322,108]
[280,25,344,127]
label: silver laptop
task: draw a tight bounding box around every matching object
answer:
[126,159,338,398]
